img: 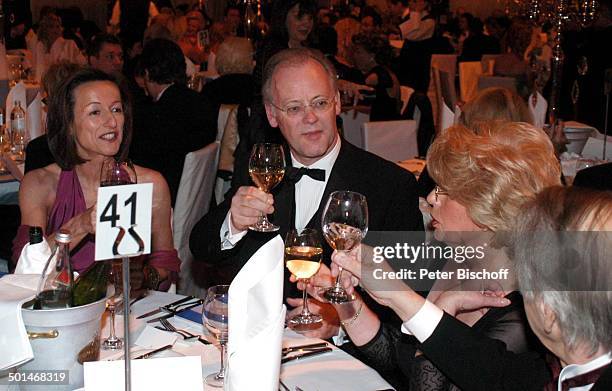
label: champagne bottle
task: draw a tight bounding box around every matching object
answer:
[29,226,43,244]
[34,230,74,309]
[73,261,111,307]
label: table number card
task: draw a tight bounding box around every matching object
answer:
[95,183,153,261]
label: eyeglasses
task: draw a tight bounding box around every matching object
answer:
[270,95,336,118]
[434,186,448,202]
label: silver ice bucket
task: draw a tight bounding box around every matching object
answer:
[19,296,106,390]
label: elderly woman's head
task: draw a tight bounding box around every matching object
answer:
[215,37,254,75]
[47,68,132,169]
[512,186,612,360]
[426,122,561,244]
[459,87,533,131]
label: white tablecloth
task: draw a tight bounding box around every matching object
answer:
[105,291,394,391]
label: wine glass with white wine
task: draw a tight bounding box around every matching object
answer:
[321,191,368,303]
[285,228,323,329]
[248,143,285,232]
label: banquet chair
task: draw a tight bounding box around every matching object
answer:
[404,92,435,157]
[433,67,459,133]
[215,105,240,204]
[173,142,219,297]
[340,110,369,149]
[216,104,238,142]
[459,61,482,103]
[477,75,517,93]
[528,91,547,130]
[361,120,418,162]
[400,85,415,117]
[481,54,501,75]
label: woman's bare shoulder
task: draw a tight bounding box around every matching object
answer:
[20,164,61,207]
[134,165,170,192]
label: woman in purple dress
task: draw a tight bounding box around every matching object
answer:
[14,68,179,291]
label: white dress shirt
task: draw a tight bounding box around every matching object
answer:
[399,11,435,42]
[400,299,444,342]
[557,352,612,391]
[220,137,341,249]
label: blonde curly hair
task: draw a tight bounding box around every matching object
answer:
[427,122,561,238]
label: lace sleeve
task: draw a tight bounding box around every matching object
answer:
[358,322,403,372]
[409,355,454,391]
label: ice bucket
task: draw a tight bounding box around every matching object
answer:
[19,296,106,390]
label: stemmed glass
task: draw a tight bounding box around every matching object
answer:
[99,157,136,350]
[202,285,229,388]
[321,191,368,303]
[248,143,285,232]
[102,262,124,350]
[285,228,323,329]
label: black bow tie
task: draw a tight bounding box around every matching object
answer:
[286,166,326,183]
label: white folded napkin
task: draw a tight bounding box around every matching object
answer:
[15,240,54,275]
[440,102,455,132]
[0,275,38,370]
[27,91,43,140]
[225,235,285,391]
[529,92,547,130]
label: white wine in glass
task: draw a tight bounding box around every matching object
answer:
[285,229,323,329]
[321,191,368,303]
[248,143,285,232]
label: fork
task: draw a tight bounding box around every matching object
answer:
[159,318,211,345]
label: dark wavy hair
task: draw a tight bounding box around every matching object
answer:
[351,33,393,67]
[47,68,132,169]
[269,0,316,43]
[140,38,187,85]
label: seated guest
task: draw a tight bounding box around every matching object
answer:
[177,10,208,65]
[313,121,561,390]
[130,38,216,206]
[33,13,86,80]
[350,33,401,121]
[189,48,423,298]
[87,33,124,77]
[494,18,532,98]
[14,68,180,290]
[25,61,86,174]
[200,37,255,131]
[336,186,612,390]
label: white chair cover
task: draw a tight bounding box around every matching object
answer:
[216,104,238,141]
[459,61,482,103]
[361,120,418,162]
[26,92,44,140]
[439,101,455,133]
[582,136,612,160]
[173,142,219,297]
[400,85,414,116]
[215,105,240,204]
[340,110,369,149]
[528,91,547,130]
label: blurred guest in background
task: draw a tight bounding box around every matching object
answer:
[398,0,435,91]
[87,33,124,77]
[177,10,208,65]
[130,38,216,206]
[3,0,33,50]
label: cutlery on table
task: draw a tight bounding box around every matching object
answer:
[157,318,211,345]
[133,344,173,359]
[282,342,328,355]
[281,347,333,364]
[145,299,203,323]
[137,296,198,319]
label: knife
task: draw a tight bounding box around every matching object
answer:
[137,296,196,319]
[146,300,203,323]
[281,347,333,364]
[282,342,328,355]
[134,344,173,359]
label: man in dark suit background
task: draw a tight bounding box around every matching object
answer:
[130,38,216,206]
[189,48,423,303]
[3,0,32,50]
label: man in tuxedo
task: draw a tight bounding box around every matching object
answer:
[87,34,124,78]
[129,38,216,206]
[189,48,423,298]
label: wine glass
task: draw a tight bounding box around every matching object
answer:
[285,228,323,329]
[321,191,368,303]
[248,143,285,232]
[99,158,136,350]
[100,157,137,187]
[102,261,124,350]
[202,285,229,388]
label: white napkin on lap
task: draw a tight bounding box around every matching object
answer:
[225,235,285,391]
[0,275,38,370]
